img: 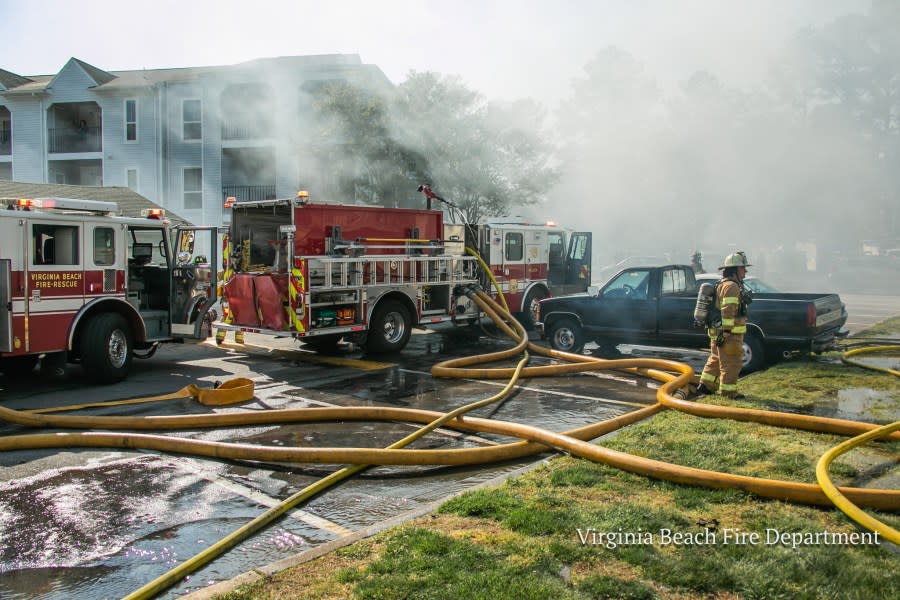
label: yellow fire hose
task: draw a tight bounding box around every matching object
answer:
[816,345,900,544]
[0,285,897,597]
[121,321,533,600]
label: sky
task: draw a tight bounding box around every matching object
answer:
[0,0,868,109]
[2,0,886,275]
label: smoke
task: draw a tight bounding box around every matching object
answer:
[4,0,893,291]
[537,1,897,291]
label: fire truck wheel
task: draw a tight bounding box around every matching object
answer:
[547,318,585,354]
[0,355,39,379]
[81,313,133,384]
[521,287,549,330]
[367,300,412,353]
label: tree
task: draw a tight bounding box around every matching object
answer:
[306,72,559,222]
[771,0,900,246]
[306,81,427,206]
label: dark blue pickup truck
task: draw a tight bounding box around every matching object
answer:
[535,264,848,373]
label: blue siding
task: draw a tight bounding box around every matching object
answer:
[100,93,159,200]
[1,54,389,226]
[5,99,44,182]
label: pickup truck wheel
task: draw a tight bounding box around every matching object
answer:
[741,333,766,374]
[548,318,585,354]
[367,300,412,353]
[81,313,133,383]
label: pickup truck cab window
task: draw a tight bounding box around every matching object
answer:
[661,267,691,295]
[603,268,650,300]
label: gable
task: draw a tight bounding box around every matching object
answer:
[48,58,116,93]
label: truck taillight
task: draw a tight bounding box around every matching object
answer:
[807,304,816,328]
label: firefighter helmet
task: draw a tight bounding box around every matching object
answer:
[719,251,751,270]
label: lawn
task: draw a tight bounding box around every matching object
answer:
[216,321,900,600]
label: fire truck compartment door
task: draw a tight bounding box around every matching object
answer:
[0,259,11,352]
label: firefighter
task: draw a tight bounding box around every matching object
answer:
[697,251,751,399]
[691,251,704,274]
[215,236,244,345]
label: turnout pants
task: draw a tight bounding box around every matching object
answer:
[700,334,744,397]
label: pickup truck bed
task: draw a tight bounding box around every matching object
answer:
[536,264,847,373]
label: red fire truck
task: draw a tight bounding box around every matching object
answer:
[0,197,220,383]
[214,189,591,352]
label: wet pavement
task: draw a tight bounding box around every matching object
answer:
[0,293,896,599]
[0,328,657,599]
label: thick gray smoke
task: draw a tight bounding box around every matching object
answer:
[540,1,899,292]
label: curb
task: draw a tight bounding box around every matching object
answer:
[182,456,554,599]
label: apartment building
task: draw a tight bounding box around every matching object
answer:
[0,55,390,225]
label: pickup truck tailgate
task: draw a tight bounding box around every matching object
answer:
[813,295,845,332]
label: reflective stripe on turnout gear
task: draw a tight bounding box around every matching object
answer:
[731,325,747,334]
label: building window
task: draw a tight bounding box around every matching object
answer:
[125,99,137,142]
[93,227,115,266]
[505,232,524,262]
[184,167,202,209]
[126,168,138,191]
[183,99,202,141]
[32,224,80,265]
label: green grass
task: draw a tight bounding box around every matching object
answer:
[216,315,900,600]
[855,315,900,338]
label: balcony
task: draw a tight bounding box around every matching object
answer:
[0,131,10,155]
[48,126,102,153]
[221,115,272,141]
[222,184,276,203]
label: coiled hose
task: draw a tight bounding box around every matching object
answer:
[0,292,897,598]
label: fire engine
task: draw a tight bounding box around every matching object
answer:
[214,187,591,352]
[0,197,220,383]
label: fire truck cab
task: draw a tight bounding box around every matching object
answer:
[0,197,220,383]
[476,219,592,325]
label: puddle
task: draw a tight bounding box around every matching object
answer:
[0,456,333,600]
[847,356,900,371]
[812,388,900,422]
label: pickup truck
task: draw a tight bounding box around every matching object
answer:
[535,264,848,373]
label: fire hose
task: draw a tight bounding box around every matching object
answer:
[816,344,900,545]
[0,293,897,598]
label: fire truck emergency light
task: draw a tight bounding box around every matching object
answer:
[224,196,236,209]
[17,197,119,213]
[141,208,166,219]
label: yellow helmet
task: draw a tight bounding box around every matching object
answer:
[719,251,751,270]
